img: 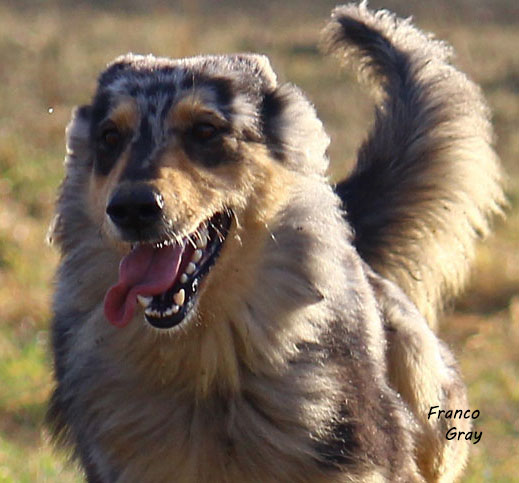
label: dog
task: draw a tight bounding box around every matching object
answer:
[47,3,504,482]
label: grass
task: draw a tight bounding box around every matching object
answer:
[0,1,517,481]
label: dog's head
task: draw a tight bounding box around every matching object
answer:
[58,53,329,332]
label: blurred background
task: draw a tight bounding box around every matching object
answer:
[0,0,517,481]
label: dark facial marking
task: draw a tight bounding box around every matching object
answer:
[180,74,234,119]
[90,91,112,139]
[181,120,235,168]
[94,120,127,176]
[143,81,177,99]
[98,61,130,88]
[122,116,157,180]
[261,90,286,161]
[209,77,234,113]
[160,97,174,122]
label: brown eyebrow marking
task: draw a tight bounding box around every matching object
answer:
[109,97,139,131]
[169,90,227,129]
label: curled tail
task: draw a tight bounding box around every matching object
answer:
[322,3,505,327]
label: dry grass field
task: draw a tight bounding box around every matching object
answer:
[0,1,517,481]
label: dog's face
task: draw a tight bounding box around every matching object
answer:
[62,53,329,332]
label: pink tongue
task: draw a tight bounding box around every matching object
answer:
[104,244,184,327]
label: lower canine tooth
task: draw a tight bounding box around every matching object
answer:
[173,289,185,306]
[137,295,152,307]
[186,262,196,274]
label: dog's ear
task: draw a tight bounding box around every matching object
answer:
[230,54,330,174]
[65,105,92,166]
[231,53,278,89]
[262,84,330,175]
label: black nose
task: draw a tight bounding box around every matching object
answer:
[106,184,164,233]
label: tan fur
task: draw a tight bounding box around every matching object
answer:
[171,91,228,129]
[110,98,139,131]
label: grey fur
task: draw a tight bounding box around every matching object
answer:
[47,4,502,482]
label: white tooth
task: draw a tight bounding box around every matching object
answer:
[164,307,174,316]
[192,249,203,263]
[173,289,185,306]
[186,262,196,274]
[196,234,207,249]
[172,305,180,313]
[137,295,153,307]
[180,273,188,284]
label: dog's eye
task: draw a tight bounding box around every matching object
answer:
[94,123,125,175]
[190,122,219,142]
[99,126,122,151]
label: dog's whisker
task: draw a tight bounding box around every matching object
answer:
[186,234,197,249]
[264,222,278,245]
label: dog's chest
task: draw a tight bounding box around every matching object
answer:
[79,372,329,482]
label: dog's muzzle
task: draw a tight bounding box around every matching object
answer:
[103,186,232,330]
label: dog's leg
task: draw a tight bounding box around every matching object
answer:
[369,270,470,482]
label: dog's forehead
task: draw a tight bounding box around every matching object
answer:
[97,53,277,104]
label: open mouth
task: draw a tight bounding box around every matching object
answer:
[104,211,232,330]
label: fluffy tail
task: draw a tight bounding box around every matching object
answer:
[322,3,505,328]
